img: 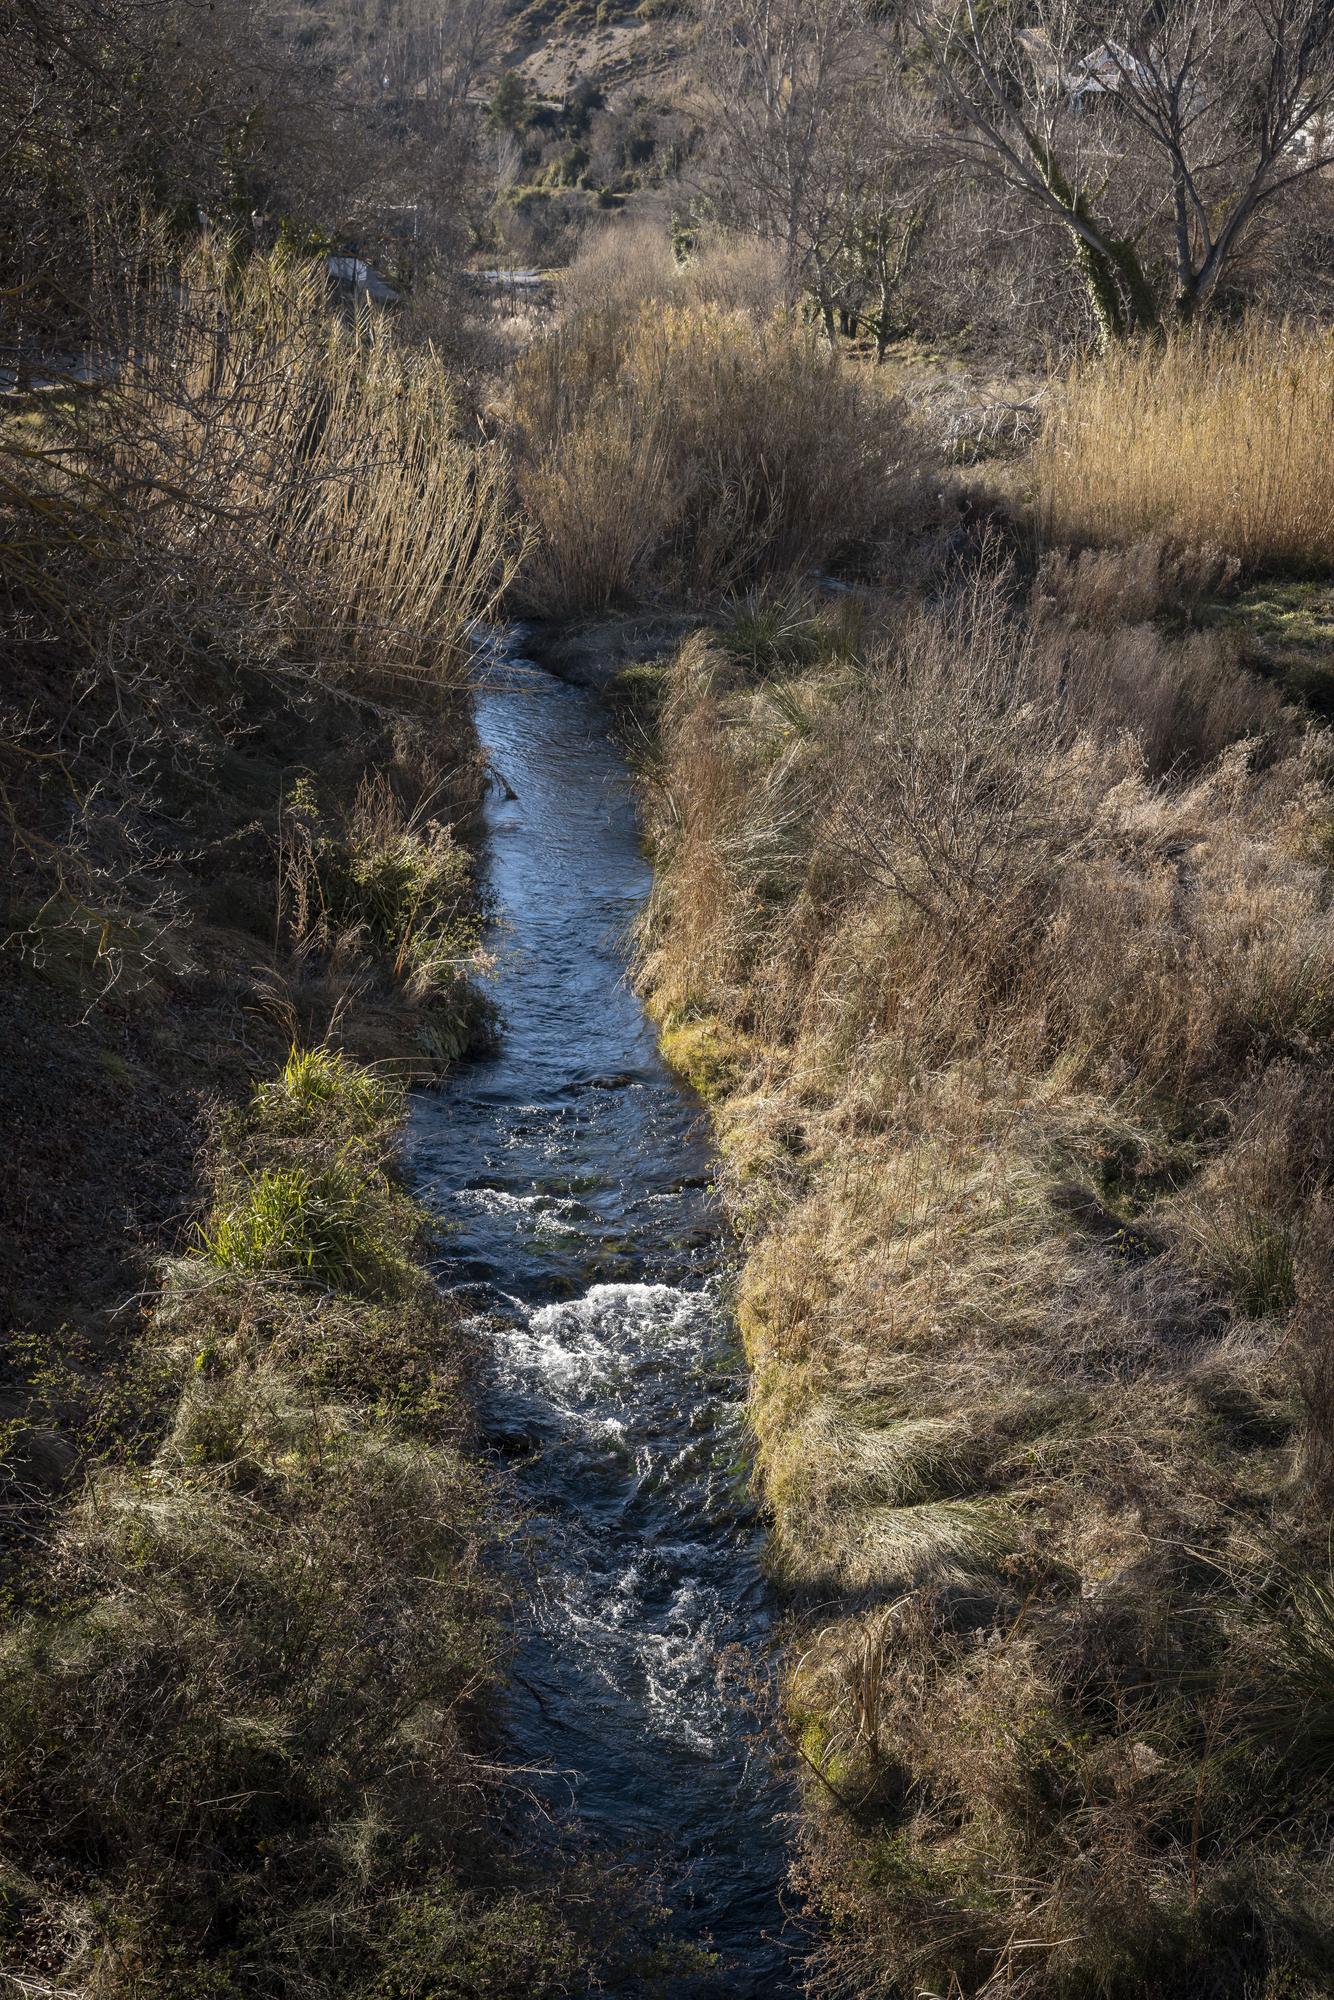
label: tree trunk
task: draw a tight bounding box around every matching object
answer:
[1029,131,1159,346]
[875,274,893,362]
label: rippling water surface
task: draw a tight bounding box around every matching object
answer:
[407,635,802,1993]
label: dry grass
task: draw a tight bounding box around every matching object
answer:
[559,219,783,323]
[1035,319,1334,574]
[508,301,927,613]
[2,231,509,1084]
[275,769,496,1064]
[638,565,1334,1995]
[0,1048,628,1996]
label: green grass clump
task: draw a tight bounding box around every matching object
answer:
[199,1154,411,1295]
[655,1009,755,1102]
[1255,1565,1334,1789]
[280,782,490,1061]
[715,589,826,679]
[340,826,472,971]
[252,1045,399,1136]
[608,660,669,743]
[1223,580,1334,717]
[1212,1209,1300,1319]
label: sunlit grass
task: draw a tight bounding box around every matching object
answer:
[1035,319,1334,573]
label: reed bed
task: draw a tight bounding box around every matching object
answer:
[6,233,515,701]
[1035,319,1334,573]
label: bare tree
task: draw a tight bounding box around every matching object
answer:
[811,81,937,358]
[919,0,1334,340]
[698,0,866,306]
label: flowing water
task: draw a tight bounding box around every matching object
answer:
[407,633,802,1993]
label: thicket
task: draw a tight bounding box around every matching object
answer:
[637,535,1334,1994]
[2,232,512,1062]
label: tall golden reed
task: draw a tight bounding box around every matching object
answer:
[1035,319,1334,573]
[69,233,515,696]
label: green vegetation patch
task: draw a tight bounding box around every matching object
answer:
[198,1153,416,1295]
[251,1045,399,1137]
[1220,579,1334,717]
[654,1008,757,1102]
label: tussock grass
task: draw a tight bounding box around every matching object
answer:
[1036,320,1334,574]
[276,775,495,1065]
[198,1154,414,1294]
[253,1045,397,1134]
[715,588,827,679]
[639,568,1334,1996]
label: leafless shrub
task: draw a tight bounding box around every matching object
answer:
[558,219,679,318]
[830,571,1094,941]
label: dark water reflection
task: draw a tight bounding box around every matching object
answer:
[407,633,804,1994]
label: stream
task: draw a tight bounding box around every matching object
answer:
[407,632,802,1993]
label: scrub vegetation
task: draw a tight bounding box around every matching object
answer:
[0,187,606,1997]
[0,1050,623,1996]
[637,511,1334,1993]
[508,299,928,614]
[12,0,1334,1980]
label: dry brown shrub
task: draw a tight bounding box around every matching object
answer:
[557,217,678,319]
[679,229,785,319]
[6,231,515,705]
[559,219,783,325]
[508,303,925,613]
[1035,537,1237,626]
